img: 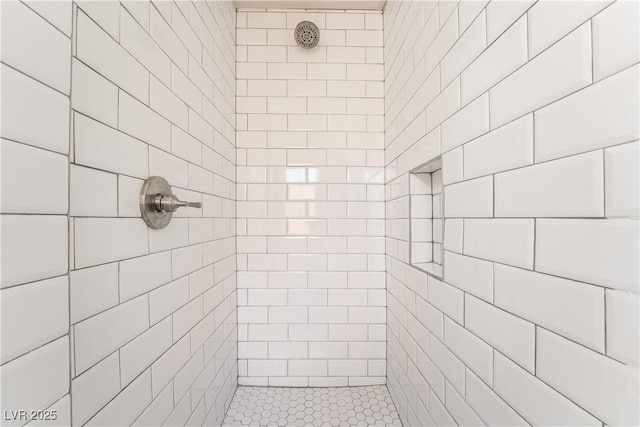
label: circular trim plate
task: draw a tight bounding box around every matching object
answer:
[140,176,173,229]
[294,21,320,49]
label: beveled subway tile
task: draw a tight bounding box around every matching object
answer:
[2,1,71,94]
[1,64,70,154]
[2,139,69,215]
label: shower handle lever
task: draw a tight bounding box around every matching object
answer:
[140,176,201,229]
[154,193,202,213]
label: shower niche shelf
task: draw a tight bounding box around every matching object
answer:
[409,157,443,279]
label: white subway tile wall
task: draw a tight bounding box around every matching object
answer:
[0,1,71,424]
[384,1,639,427]
[2,1,237,426]
[70,1,238,424]
[236,8,385,387]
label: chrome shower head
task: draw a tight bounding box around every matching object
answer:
[294,21,320,49]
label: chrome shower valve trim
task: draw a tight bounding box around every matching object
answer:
[140,176,202,229]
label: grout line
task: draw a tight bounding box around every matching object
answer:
[0,61,70,98]
[603,291,608,355]
[66,5,76,422]
[534,325,538,376]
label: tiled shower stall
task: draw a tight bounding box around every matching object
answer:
[1,1,638,427]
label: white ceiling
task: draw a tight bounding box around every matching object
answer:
[234,0,386,11]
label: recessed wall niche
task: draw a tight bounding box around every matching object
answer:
[409,158,443,278]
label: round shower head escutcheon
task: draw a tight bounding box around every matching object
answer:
[294,21,320,49]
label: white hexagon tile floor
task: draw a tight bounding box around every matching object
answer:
[222,385,402,427]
